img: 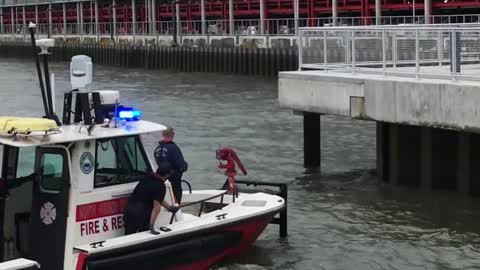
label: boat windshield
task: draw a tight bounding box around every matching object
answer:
[94,135,151,188]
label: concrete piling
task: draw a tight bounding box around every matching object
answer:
[303,112,321,169]
[431,129,458,191]
[376,122,389,183]
[373,122,480,196]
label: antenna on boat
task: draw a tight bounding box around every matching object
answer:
[28,22,50,119]
[28,22,61,126]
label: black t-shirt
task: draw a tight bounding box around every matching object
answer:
[129,174,166,213]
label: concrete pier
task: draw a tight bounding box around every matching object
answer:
[279,70,480,196]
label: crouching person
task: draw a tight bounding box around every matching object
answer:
[124,162,180,235]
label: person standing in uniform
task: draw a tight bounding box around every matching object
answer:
[154,127,188,203]
[123,162,179,235]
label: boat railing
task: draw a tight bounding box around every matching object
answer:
[181,179,192,194]
[169,190,229,225]
[170,180,288,238]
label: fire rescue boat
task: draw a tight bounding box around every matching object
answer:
[0,24,287,270]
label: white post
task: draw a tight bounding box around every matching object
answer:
[392,31,397,68]
[176,2,180,38]
[132,0,136,39]
[12,7,17,37]
[294,0,299,34]
[144,0,149,34]
[260,0,265,34]
[48,4,52,38]
[229,0,234,35]
[412,0,415,20]
[424,0,431,24]
[375,0,381,25]
[0,8,3,35]
[90,2,93,35]
[438,31,443,66]
[298,29,303,70]
[76,2,80,35]
[201,0,205,34]
[112,0,117,38]
[35,5,38,26]
[79,2,84,37]
[151,0,156,34]
[10,7,14,38]
[332,0,338,26]
[323,30,328,70]
[22,6,26,40]
[63,3,67,38]
[382,29,386,75]
[95,0,99,40]
[415,28,420,77]
[351,31,355,71]
[451,30,457,79]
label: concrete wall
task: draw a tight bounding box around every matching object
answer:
[279,71,480,131]
[365,78,480,131]
[278,72,364,116]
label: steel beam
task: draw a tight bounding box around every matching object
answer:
[35,5,38,25]
[132,0,136,38]
[375,0,381,25]
[151,0,156,34]
[294,0,298,34]
[79,2,83,36]
[95,0,99,40]
[48,4,52,38]
[76,2,80,34]
[112,0,117,38]
[425,0,431,24]
[201,0,205,34]
[11,7,13,38]
[260,0,265,34]
[145,0,149,34]
[176,2,180,39]
[22,6,25,39]
[332,0,338,26]
[0,8,3,35]
[63,3,66,37]
[229,0,233,34]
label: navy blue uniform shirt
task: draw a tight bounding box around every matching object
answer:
[154,140,187,178]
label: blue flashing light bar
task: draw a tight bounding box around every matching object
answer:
[117,108,142,121]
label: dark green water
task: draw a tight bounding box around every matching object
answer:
[1,58,480,270]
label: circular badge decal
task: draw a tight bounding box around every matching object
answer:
[40,202,56,225]
[80,152,94,174]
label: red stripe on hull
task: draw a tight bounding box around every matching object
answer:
[167,215,274,270]
[76,198,128,222]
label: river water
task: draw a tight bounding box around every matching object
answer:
[2,58,480,270]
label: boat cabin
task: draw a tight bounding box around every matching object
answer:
[0,118,169,270]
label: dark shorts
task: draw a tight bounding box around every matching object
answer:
[123,201,150,235]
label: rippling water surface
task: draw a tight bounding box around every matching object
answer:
[1,58,480,270]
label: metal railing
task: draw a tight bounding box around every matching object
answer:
[0,0,90,7]
[3,14,480,38]
[298,25,480,81]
